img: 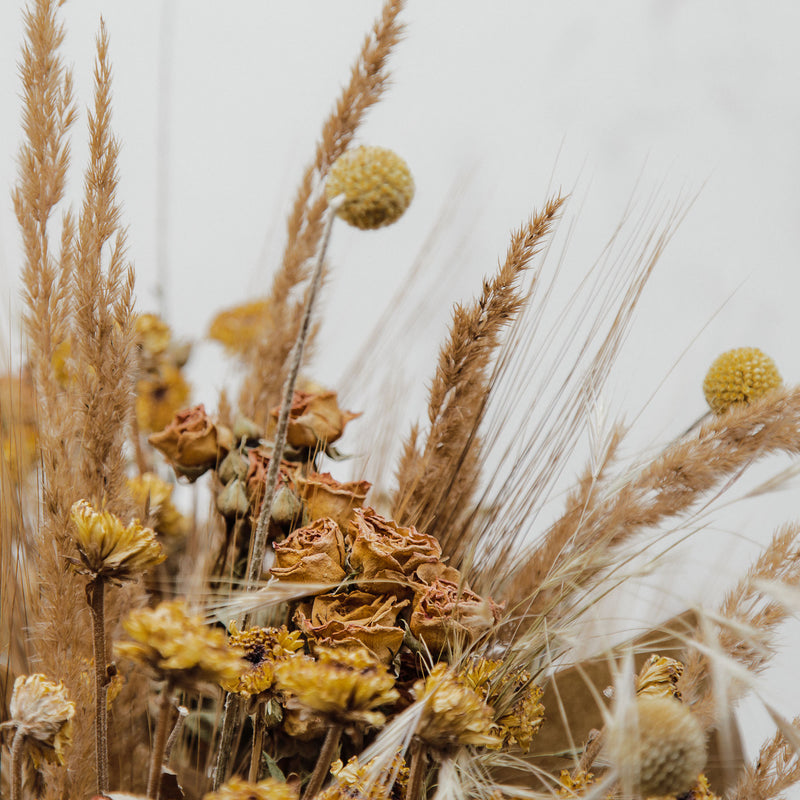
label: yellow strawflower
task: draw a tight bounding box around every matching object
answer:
[325,145,414,229]
[703,347,781,414]
[203,777,298,800]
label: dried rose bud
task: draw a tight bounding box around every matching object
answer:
[272,389,359,449]
[294,590,409,664]
[605,696,706,797]
[347,507,442,598]
[271,517,347,584]
[296,471,371,529]
[410,577,501,654]
[216,479,250,519]
[148,404,232,481]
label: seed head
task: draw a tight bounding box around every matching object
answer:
[325,145,414,229]
[703,347,781,414]
[606,696,706,797]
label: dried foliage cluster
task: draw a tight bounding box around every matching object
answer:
[3,2,800,800]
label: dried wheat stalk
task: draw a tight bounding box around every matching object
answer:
[392,195,565,553]
[238,0,405,424]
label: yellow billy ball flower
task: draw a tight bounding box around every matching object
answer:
[605,696,706,797]
[7,674,75,766]
[68,499,165,581]
[274,646,398,728]
[703,347,781,414]
[325,145,414,229]
[115,600,245,689]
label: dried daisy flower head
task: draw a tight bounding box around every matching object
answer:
[68,499,165,581]
[702,346,782,414]
[274,646,399,728]
[325,145,414,229]
[115,600,245,688]
[203,777,298,800]
[3,674,75,765]
[605,695,706,797]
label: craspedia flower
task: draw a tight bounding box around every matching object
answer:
[221,624,304,696]
[325,145,414,229]
[274,646,399,728]
[605,696,706,797]
[203,777,298,800]
[412,663,502,749]
[114,600,245,689]
[5,674,75,766]
[702,347,782,414]
[68,499,165,581]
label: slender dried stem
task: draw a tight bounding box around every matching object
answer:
[212,692,242,790]
[303,723,343,800]
[10,728,25,800]
[249,701,267,783]
[404,739,427,800]
[147,681,174,800]
[89,576,110,796]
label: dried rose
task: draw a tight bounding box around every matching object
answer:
[271,517,346,584]
[148,404,232,481]
[272,389,359,449]
[296,471,371,528]
[245,445,297,516]
[347,508,442,598]
[410,578,501,654]
[294,591,409,663]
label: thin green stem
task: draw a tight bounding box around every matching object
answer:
[89,576,110,796]
[147,681,174,800]
[302,722,343,800]
[10,728,25,800]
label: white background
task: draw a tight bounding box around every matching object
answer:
[1,1,800,785]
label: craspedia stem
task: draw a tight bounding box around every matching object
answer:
[243,195,344,601]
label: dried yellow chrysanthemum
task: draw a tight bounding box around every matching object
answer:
[136,363,191,434]
[115,600,245,688]
[605,696,706,797]
[462,658,545,751]
[208,299,273,354]
[703,347,782,414]
[325,145,414,229]
[636,654,684,700]
[221,624,304,696]
[127,472,189,538]
[4,674,75,766]
[557,769,594,797]
[321,754,408,800]
[135,312,172,356]
[412,663,502,749]
[203,777,298,800]
[274,646,398,728]
[68,499,165,582]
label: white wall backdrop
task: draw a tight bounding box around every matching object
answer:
[2,1,800,786]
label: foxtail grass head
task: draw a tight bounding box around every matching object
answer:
[325,145,414,229]
[703,347,781,414]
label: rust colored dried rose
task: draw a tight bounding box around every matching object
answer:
[294,590,409,663]
[271,389,359,449]
[245,445,297,516]
[271,517,347,584]
[148,404,232,481]
[295,471,371,528]
[347,507,442,598]
[410,578,502,654]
